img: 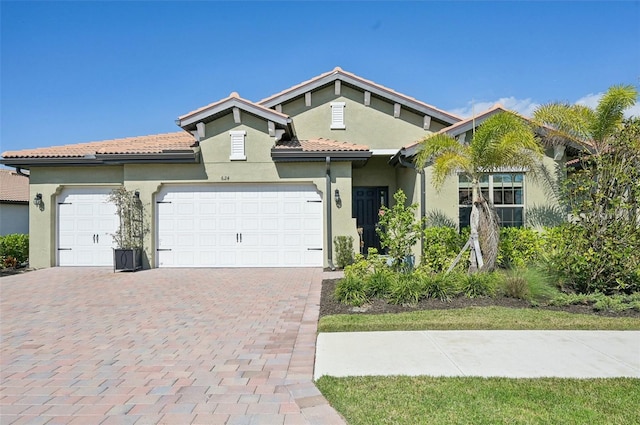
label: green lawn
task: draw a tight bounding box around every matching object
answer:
[317,307,640,423]
[318,306,640,332]
[316,376,640,425]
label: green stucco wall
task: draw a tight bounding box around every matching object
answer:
[281,85,440,149]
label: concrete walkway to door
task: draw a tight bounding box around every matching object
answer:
[1,267,345,425]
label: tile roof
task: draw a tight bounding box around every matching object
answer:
[274,138,369,152]
[401,104,507,152]
[259,66,462,123]
[178,92,290,123]
[2,132,196,159]
[0,169,29,203]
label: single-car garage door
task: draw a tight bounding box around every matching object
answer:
[156,184,323,267]
[57,187,118,266]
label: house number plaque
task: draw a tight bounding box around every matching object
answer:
[221,176,230,181]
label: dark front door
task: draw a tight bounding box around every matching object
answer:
[352,187,388,254]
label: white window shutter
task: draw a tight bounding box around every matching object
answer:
[330,102,346,129]
[229,130,246,160]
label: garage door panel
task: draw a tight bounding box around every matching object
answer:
[57,188,117,266]
[261,218,279,230]
[157,184,323,267]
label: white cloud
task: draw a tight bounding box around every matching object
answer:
[450,97,540,118]
[451,92,639,120]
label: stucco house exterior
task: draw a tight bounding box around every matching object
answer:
[1,67,571,269]
[0,169,29,236]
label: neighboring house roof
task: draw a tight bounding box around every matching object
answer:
[1,132,198,167]
[0,169,29,204]
[399,104,508,158]
[177,92,294,136]
[259,67,462,126]
[272,138,372,162]
[395,104,587,163]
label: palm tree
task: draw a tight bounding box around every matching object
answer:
[415,111,544,272]
[533,84,637,154]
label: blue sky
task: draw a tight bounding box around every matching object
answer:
[1,1,639,153]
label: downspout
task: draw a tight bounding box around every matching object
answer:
[326,156,336,271]
[16,167,30,177]
[398,155,425,259]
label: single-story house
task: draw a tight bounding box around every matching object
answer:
[0,67,575,269]
[0,169,29,236]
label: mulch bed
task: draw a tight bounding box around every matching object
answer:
[319,278,640,319]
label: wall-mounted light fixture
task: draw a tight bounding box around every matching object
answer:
[134,191,140,199]
[334,189,342,208]
[33,193,43,207]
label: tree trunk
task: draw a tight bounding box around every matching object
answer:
[470,180,499,272]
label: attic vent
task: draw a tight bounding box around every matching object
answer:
[330,102,346,130]
[229,130,246,161]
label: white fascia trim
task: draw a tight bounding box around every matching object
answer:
[180,99,290,128]
[371,149,399,156]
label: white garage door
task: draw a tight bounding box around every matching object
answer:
[156,184,323,267]
[57,187,118,266]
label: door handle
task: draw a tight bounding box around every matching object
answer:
[96,234,99,244]
[93,234,96,243]
[236,233,239,243]
[239,233,242,243]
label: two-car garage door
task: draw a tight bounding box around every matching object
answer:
[156,184,323,267]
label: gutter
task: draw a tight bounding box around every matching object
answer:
[271,150,371,162]
[0,150,201,168]
[326,156,336,271]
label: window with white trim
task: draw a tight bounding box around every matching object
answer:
[229,130,246,160]
[330,102,346,129]
[459,173,524,228]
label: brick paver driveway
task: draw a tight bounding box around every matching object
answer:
[1,268,345,425]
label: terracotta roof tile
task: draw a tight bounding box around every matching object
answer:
[0,169,29,203]
[259,67,461,122]
[274,138,369,152]
[178,92,290,122]
[2,132,196,159]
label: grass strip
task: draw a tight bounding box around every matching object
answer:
[316,376,640,425]
[318,306,640,332]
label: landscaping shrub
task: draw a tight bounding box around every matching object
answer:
[376,189,421,272]
[422,226,464,272]
[499,267,559,301]
[460,272,499,298]
[334,275,369,307]
[542,118,640,295]
[0,233,29,266]
[497,227,543,269]
[423,272,460,301]
[388,272,424,305]
[334,235,355,269]
[365,268,394,298]
[501,272,530,300]
[541,224,640,295]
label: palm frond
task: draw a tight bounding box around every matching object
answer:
[533,103,596,150]
[415,133,462,168]
[431,150,472,189]
[471,112,543,172]
[591,84,638,144]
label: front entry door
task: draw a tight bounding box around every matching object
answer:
[352,187,388,254]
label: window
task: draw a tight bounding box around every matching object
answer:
[459,173,524,228]
[330,102,345,129]
[229,130,246,160]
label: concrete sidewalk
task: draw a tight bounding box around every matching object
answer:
[315,330,640,379]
